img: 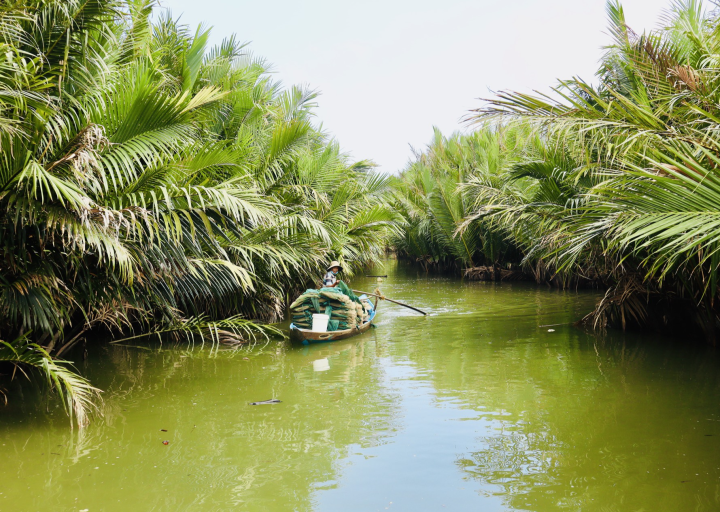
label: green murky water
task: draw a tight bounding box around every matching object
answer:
[3,260,720,511]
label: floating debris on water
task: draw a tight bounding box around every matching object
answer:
[249,399,282,405]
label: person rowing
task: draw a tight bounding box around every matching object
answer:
[323,261,343,288]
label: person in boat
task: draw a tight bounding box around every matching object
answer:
[323,261,343,288]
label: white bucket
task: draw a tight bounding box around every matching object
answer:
[312,313,330,332]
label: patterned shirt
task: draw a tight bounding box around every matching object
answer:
[323,271,337,287]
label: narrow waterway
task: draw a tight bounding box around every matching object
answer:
[2,260,720,511]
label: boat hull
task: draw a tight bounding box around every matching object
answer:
[289,311,375,345]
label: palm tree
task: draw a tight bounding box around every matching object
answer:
[0,0,396,425]
[465,0,720,339]
[391,126,529,272]
[392,0,720,341]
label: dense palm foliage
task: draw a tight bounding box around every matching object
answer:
[0,0,396,426]
[392,0,720,342]
[391,127,528,271]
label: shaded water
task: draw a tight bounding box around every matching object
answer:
[2,260,720,511]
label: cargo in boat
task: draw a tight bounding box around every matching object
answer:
[288,288,377,345]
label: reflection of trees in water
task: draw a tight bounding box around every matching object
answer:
[457,429,561,491]
[384,282,720,512]
[0,338,399,512]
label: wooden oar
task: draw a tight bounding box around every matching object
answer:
[352,289,428,316]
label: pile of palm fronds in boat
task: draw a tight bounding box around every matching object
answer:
[290,289,372,331]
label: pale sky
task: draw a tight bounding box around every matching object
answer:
[161,0,671,173]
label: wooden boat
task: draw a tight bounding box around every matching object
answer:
[289,298,377,345]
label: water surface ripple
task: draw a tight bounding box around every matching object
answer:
[2,260,719,511]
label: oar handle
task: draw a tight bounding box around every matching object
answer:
[352,289,428,316]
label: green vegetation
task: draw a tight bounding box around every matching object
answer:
[0,0,396,425]
[391,0,720,342]
[7,0,720,427]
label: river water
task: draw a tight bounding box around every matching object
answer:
[2,260,720,511]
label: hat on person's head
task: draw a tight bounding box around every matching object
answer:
[327,261,343,272]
